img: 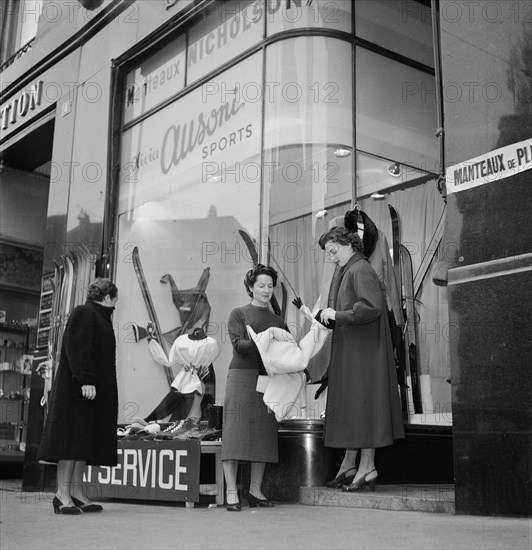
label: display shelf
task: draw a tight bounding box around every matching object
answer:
[0,326,30,458]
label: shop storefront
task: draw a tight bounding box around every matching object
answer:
[108,0,447,427]
[1,0,529,517]
[3,0,449,499]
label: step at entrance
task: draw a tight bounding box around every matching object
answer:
[300,484,455,514]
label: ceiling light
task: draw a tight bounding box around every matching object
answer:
[334,148,351,158]
[387,163,401,177]
[370,192,385,200]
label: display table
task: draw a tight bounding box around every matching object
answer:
[83,439,223,507]
[187,440,223,508]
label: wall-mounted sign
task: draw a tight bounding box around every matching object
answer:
[83,439,201,502]
[0,80,43,131]
[446,138,532,194]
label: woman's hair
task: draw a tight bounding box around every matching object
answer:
[318,226,364,252]
[87,278,118,302]
[244,264,278,297]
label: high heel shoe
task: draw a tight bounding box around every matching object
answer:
[325,467,357,488]
[342,469,378,493]
[225,491,242,512]
[52,496,81,515]
[71,496,103,512]
[226,501,242,511]
[248,493,274,508]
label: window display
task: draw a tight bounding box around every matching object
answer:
[115,53,263,419]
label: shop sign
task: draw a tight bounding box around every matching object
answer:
[0,80,43,131]
[124,36,187,125]
[83,439,201,502]
[446,138,532,194]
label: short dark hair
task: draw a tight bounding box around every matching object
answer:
[319,227,364,252]
[244,264,278,297]
[87,278,118,301]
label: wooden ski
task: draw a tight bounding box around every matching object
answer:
[132,246,173,386]
[400,244,423,414]
[388,204,410,420]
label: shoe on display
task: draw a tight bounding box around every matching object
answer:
[143,422,161,434]
[170,417,201,439]
[117,426,131,438]
[153,419,187,440]
[194,428,222,441]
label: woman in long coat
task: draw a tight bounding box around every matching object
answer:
[38,279,118,514]
[318,228,404,492]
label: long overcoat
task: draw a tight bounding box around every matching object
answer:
[324,252,404,449]
[38,301,118,465]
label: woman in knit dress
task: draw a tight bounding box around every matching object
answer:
[38,279,118,514]
[221,264,288,511]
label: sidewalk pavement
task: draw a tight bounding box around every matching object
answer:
[1,481,531,550]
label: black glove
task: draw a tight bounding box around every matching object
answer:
[314,377,329,400]
[292,296,303,309]
[314,310,336,329]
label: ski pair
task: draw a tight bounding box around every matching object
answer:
[388,205,423,416]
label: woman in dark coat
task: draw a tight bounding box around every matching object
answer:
[38,278,118,514]
[318,228,404,492]
[221,264,288,511]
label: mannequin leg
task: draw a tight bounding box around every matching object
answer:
[186,393,203,420]
[222,459,239,504]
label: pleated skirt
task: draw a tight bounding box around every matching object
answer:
[221,369,278,463]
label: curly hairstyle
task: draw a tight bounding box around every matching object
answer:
[244,264,278,297]
[318,226,364,252]
[87,278,118,302]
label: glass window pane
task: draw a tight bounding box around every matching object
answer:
[19,1,42,47]
[266,0,352,35]
[115,53,263,410]
[356,47,439,174]
[123,35,186,125]
[186,0,264,85]
[355,0,434,68]
[263,37,353,334]
[356,151,435,198]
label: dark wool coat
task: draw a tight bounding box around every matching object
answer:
[38,301,118,466]
[324,252,404,449]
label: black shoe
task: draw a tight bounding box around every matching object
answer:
[248,493,274,508]
[71,497,103,512]
[325,467,357,488]
[342,469,378,493]
[225,500,241,512]
[52,496,81,515]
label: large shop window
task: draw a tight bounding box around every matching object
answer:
[263,36,354,342]
[354,32,450,424]
[115,53,263,417]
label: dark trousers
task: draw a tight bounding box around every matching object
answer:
[144,388,194,422]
